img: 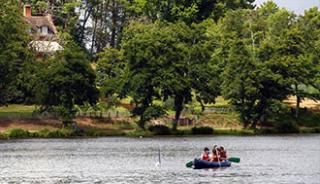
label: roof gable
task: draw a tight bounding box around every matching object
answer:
[24,15,57,34]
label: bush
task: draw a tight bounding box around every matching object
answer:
[126,129,152,137]
[275,121,300,134]
[38,129,51,138]
[117,121,135,130]
[192,126,214,135]
[148,125,171,135]
[7,128,30,138]
[48,129,71,138]
[85,130,105,137]
[0,132,7,139]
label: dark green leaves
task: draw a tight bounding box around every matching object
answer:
[35,46,99,124]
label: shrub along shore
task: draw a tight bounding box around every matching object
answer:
[0,124,319,140]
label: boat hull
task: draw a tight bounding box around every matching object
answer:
[193,159,231,169]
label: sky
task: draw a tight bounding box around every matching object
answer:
[254,0,320,14]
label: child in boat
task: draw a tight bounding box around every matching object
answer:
[219,146,227,161]
[201,147,210,161]
[210,146,220,162]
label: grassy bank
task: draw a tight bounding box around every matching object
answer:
[0,104,319,139]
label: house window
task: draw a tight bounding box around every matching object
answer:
[41,26,48,35]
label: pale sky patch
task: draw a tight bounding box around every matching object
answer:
[254,0,320,14]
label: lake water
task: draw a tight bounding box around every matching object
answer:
[0,135,319,184]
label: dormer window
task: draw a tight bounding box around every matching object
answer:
[41,26,48,35]
[23,5,58,39]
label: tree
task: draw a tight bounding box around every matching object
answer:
[0,1,32,105]
[217,8,292,129]
[297,7,320,101]
[128,0,255,24]
[119,21,168,129]
[266,8,319,118]
[96,47,129,105]
[35,45,99,126]
[118,20,221,130]
[189,20,221,112]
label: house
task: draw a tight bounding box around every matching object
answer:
[23,4,63,56]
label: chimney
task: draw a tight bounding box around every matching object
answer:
[24,5,31,17]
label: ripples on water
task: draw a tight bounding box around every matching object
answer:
[0,135,319,184]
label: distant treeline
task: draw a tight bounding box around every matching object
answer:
[0,0,319,130]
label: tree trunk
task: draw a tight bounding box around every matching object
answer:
[79,3,93,44]
[110,0,117,48]
[138,113,145,130]
[251,119,258,130]
[90,8,99,55]
[295,84,300,119]
[173,109,182,131]
[199,100,205,112]
[173,95,184,131]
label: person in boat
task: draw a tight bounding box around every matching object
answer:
[201,147,210,161]
[219,146,227,161]
[210,146,220,162]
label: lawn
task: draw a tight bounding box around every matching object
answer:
[0,96,319,136]
[0,104,36,119]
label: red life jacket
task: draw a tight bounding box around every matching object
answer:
[202,153,209,161]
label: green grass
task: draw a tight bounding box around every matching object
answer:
[0,104,35,113]
[0,105,36,119]
[1,128,74,139]
[0,127,125,139]
[0,102,318,139]
[200,112,241,128]
[116,121,137,130]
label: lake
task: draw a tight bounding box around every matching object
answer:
[0,135,319,184]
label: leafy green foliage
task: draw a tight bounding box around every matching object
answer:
[214,7,292,128]
[119,20,221,129]
[213,4,320,128]
[7,128,30,138]
[96,48,127,96]
[35,45,99,124]
[0,1,33,105]
[128,0,255,23]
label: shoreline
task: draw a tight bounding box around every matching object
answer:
[1,127,319,140]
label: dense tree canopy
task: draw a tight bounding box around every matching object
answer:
[1,1,319,130]
[103,20,222,130]
[35,45,99,125]
[209,2,320,128]
[0,1,32,105]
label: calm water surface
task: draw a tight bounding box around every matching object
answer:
[0,135,319,184]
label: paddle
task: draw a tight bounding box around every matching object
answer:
[228,157,240,163]
[215,148,221,167]
[185,157,240,168]
[186,161,193,168]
